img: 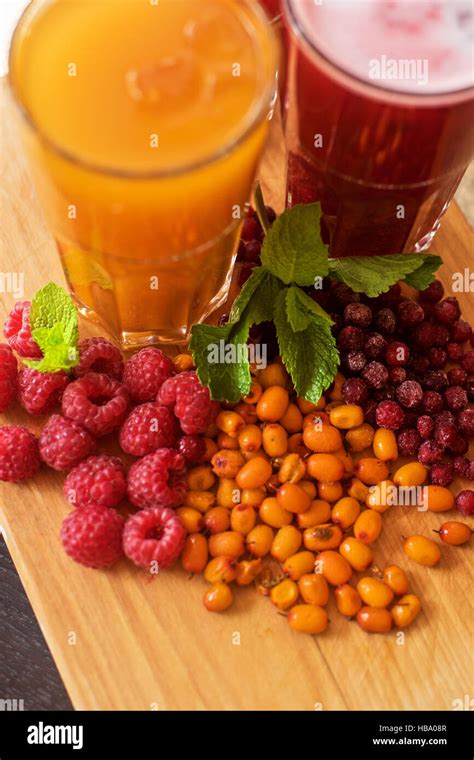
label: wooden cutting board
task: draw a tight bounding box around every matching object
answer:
[1,80,473,711]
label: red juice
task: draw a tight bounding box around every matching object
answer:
[283,0,474,257]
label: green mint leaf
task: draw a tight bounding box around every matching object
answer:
[24,324,78,373]
[286,286,334,332]
[260,203,329,286]
[274,289,339,403]
[328,254,442,298]
[29,282,78,345]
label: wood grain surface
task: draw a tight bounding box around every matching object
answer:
[0,80,473,711]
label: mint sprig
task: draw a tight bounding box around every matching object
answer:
[23,282,79,373]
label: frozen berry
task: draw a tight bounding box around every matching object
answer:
[74,337,124,380]
[427,348,447,369]
[435,410,455,427]
[453,456,470,478]
[447,342,464,361]
[123,506,186,570]
[363,399,377,425]
[241,213,262,243]
[455,490,474,517]
[18,368,70,415]
[158,371,218,435]
[365,333,387,360]
[374,385,396,402]
[127,448,187,509]
[388,367,407,385]
[3,302,42,358]
[397,428,421,457]
[418,440,444,465]
[434,297,461,325]
[385,341,410,367]
[338,326,365,352]
[447,368,467,386]
[396,380,423,409]
[64,454,127,508]
[178,435,206,463]
[421,391,443,414]
[377,283,402,306]
[467,380,474,402]
[61,504,124,568]
[343,351,367,373]
[374,308,396,335]
[0,425,40,481]
[62,372,129,437]
[457,409,474,438]
[0,344,18,413]
[444,386,468,412]
[397,300,424,329]
[123,347,174,403]
[241,240,262,264]
[435,423,458,449]
[413,322,438,350]
[344,302,372,329]
[375,400,405,430]
[449,435,469,456]
[450,320,472,344]
[409,355,430,376]
[331,282,358,307]
[424,370,448,391]
[362,361,388,389]
[419,279,444,304]
[39,414,96,471]
[430,463,454,487]
[461,350,474,374]
[432,325,450,347]
[342,378,368,405]
[416,415,434,439]
[119,403,178,457]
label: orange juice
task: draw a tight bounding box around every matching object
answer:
[9,0,278,346]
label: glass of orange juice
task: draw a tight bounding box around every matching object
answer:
[9,0,278,348]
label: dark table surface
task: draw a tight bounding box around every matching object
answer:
[0,536,72,711]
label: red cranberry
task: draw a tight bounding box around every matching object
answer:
[447,368,467,386]
[453,456,470,478]
[432,325,450,347]
[450,320,472,343]
[461,350,474,374]
[449,435,469,456]
[344,302,372,329]
[241,240,262,263]
[418,440,444,465]
[362,361,388,390]
[397,428,421,457]
[434,297,461,325]
[424,370,448,391]
[421,391,443,414]
[342,378,368,405]
[455,490,474,517]
[396,380,423,409]
[444,386,468,411]
[419,279,444,304]
[338,326,365,352]
[397,300,424,329]
[241,215,262,242]
[427,347,447,369]
[447,342,464,361]
[409,355,430,376]
[385,341,410,367]
[378,283,402,306]
[363,399,377,425]
[365,333,388,360]
[374,308,396,335]
[343,351,367,373]
[331,282,358,307]
[435,410,455,427]
[417,415,434,439]
[435,423,458,448]
[389,367,407,385]
[375,400,405,430]
[414,322,438,350]
[430,463,454,487]
[457,409,474,437]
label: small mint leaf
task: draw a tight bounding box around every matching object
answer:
[328,254,442,297]
[286,286,334,333]
[404,255,443,289]
[24,323,78,373]
[29,282,78,345]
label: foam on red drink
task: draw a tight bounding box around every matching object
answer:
[284,0,474,256]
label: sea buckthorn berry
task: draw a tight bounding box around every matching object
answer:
[435,521,472,546]
[278,453,306,484]
[403,535,441,567]
[235,456,272,490]
[329,404,364,429]
[235,558,263,586]
[181,534,208,574]
[271,526,302,561]
[298,574,329,606]
[303,410,330,427]
[256,386,289,422]
[175,507,203,534]
[283,551,315,581]
[357,577,394,608]
[354,458,389,485]
[288,433,311,456]
[187,465,215,491]
[241,448,270,463]
[331,497,361,529]
[233,402,257,426]
[241,486,266,507]
[215,410,245,437]
[262,424,288,457]
[244,380,262,404]
[203,507,230,535]
[183,490,216,513]
[334,584,362,617]
[297,395,325,414]
[353,509,383,544]
[279,403,303,434]
[339,537,373,571]
[317,481,344,503]
[366,480,395,513]
[238,424,262,453]
[204,556,237,584]
[345,423,375,452]
[173,353,194,372]
[288,604,328,635]
[270,578,299,610]
[208,531,245,559]
[347,478,370,502]
[217,431,240,450]
[203,583,233,612]
[216,478,239,508]
[383,565,409,596]
[258,363,288,390]
[297,499,332,528]
[201,437,218,462]
[333,447,354,474]
[298,480,317,500]
[307,453,345,482]
[356,606,393,633]
[230,504,256,535]
[393,462,427,488]
[259,496,293,528]
[316,550,352,585]
[422,485,455,513]
[211,449,245,478]
[277,482,311,514]
[303,423,342,453]
[303,523,343,552]
[372,428,398,462]
[391,594,421,629]
[245,524,274,558]
[329,372,346,401]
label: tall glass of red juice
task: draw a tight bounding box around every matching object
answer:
[283,0,474,257]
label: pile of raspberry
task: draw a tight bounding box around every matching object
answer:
[323,279,474,495]
[0,305,219,570]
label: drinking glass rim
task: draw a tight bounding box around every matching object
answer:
[8,0,279,180]
[283,0,474,106]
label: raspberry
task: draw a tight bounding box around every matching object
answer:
[434,297,461,325]
[444,386,467,412]
[424,370,448,391]
[447,342,464,361]
[453,456,470,478]
[61,505,124,568]
[343,302,372,328]
[119,403,178,456]
[427,347,447,369]
[123,506,185,570]
[158,371,218,435]
[449,434,469,456]
[397,300,424,329]
[419,279,444,304]
[178,435,206,463]
[416,415,434,439]
[397,428,421,457]
[385,341,410,367]
[461,350,474,374]
[450,320,472,344]
[342,378,368,405]
[374,308,396,335]
[0,344,18,413]
[64,455,127,508]
[127,447,187,509]
[455,490,474,517]
[435,423,458,449]
[413,322,438,350]
[447,368,467,386]
[39,414,96,471]
[74,337,123,380]
[430,463,454,487]
[409,355,430,376]
[457,409,474,438]
[123,347,174,402]
[62,372,129,436]
[365,333,387,360]
[418,440,444,465]
[3,302,42,358]
[18,367,70,415]
[375,400,405,430]
[362,361,388,389]
[388,367,407,385]
[421,391,443,414]
[343,351,367,373]
[337,326,365,352]
[0,425,40,481]
[396,380,423,409]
